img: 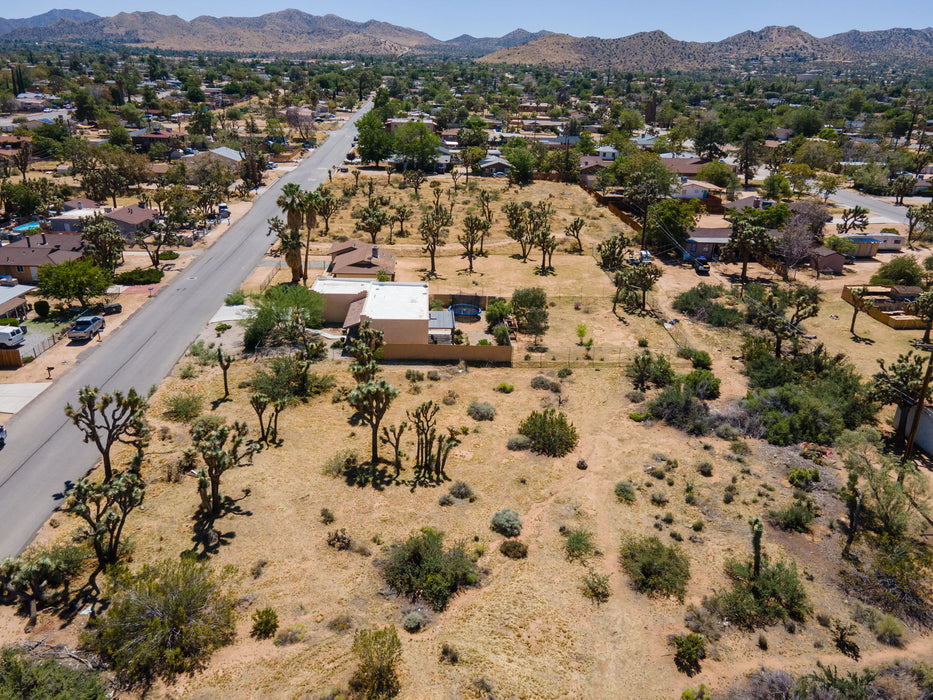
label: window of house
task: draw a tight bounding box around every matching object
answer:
[15,266,24,273]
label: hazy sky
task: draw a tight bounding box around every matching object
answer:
[13,1,931,41]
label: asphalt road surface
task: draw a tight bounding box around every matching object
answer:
[829,189,909,225]
[0,102,371,558]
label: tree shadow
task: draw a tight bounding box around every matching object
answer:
[342,459,396,490]
[404,465,450,492]
[188,491,253,559]
[850,334,876,345]
[210,396,232,411]
[53,481,76,501]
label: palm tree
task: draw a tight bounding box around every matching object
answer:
[276,182,305,232]
[268,217,303,283]
[301,188,322,285]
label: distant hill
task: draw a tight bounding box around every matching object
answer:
[0,9,98,37]
[1,9,549,57]
[439,29,553,56]
[479,25,933,69]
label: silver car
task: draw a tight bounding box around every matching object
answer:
[67,315,105,341]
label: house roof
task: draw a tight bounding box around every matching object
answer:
[361,283,428,322]
[329,240,396,276]
[343,296,367,328]
[0,233,84,267]
[578,155,604,171]
[812,246,842,257]
[687,227,732,244]
[62,197,100,211]
[723,196,763,211]
[480,156,511,169]
[429,309,455,330]
[104,205,156,226]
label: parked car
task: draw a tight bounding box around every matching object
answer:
[691,257,710,275]
[0,326,25,349]
[67,315,105,341]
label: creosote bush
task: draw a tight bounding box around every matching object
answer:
[499,540,528,559]
[704,558,811,630]
[518,409,578,457]
[615,480,636,503]
[384,527,477,612]
[449,481,475,501]
[163,392,204,422]
[530,375,561,392]
[582,570,611,605]
[402,611,426,633]
[506,434,531,451]
[0,647,106,699]
[491,509,522,537]
[672,633,706,676]
[620,535,690,601]
[467,401,496,421]
[251,607,279,640]
[564,528,596,562]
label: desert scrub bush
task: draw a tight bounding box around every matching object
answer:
[323,449,358,477]
[163,392,204,422]
[787,466,820,490]
[557,367,573,379]
[439,643,460,664]
[224,290,245,306]
[449,481,475,501]
[729,439,751,455]
[626,350,675,391]
[714,422,740,440]
[438,494,454,506]
[506,434,531,451]
[615,480,636,503]
[672,633,706,676]
[499,540,528,559]
[327,615,353,632]
[582,570,611,605]
[320,508,335,525]
[467,401,496,421]
[530,375,561,392]
[491,509,522,537]
[682,369,721,400]
[518,408,578,457]
[626,389,646,403]
[81,558,235,686]
[179,363,197,379]
[650,491,669,506]
[564,528,596,562]
[384,527,477,612]
[427,370,442,381]
[0,647,107,699]
[690,350,712,370]
[723,484,737,504]
[405,369,424,382]
[705,558,811,629]
[402,611,426,633]
[494,381,514,393]
[873,613,906,646]
[274,625,304,646]
[327,529,353,550]
[769,495,816,533]
[251,607,279,640]
[696,461,714,477]
[620,535,690,601]
[648,382,710,435]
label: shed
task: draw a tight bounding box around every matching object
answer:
[844,236,880,258]
[810,246,844,276]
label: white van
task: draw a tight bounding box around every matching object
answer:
[0,326,25,349]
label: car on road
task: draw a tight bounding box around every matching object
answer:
[67,316,105,341]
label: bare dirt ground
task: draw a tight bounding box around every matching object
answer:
[2,180,931,698]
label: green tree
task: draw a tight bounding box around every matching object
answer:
[458,214,489,274]
[564,217,585,253]
[37,259,111,307]
[611,151,677,248]
[696,160,737,189]
[815,174,842,202]
[503,142,535,186]
[418,204,452,277]
[0,545,83,630]
[243,285,325,352]
[64,386,149,483]
[759,172,792,200]
[728,118,765,186]
[891,174,916,206]
[64,471,145,574]
[646,198,701,248]
[313,185,341,234]
[356,111,395,166]
[782,163,813,198]
[871,351,932,442]
[393,121,439,171]
[348,379,399,465]
[614,263,663,311]
[268,216,303,284]
[723,215,775,284]
[836,206,869,235]
[81,558,235,687]
[355,204,389,245]
[191,420,254,516]
[694,120,726,160]
[81,214,124,273]
[871,256,924,286]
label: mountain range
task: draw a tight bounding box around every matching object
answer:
[1,10,932,68]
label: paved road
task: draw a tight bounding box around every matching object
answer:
[0,102,371,558]
[829,189,908,225]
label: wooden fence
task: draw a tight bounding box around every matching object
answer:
[0,348,22,367]
[842,285,927,330]
[380,343,512,364]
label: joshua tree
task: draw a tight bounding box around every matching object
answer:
[749,516,763,580]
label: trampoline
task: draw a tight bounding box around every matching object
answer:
[449,303,481,321]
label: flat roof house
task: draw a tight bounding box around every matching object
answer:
[311,279,430,345]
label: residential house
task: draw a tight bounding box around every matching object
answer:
[810,246,845,276]
[312,278,431,344]
[104,205,157,242]
[596,145,619,162]
[130,128,182,153]
[0,233,85,283]
[684,228,731,260]
[328,241,396,280]
[48,207,109,232]
[673,179,725,214]
[61,198,101,212]
[578,155,605,177]
[478,156,511,177]
[0,284,31,320]
[661,157,710,178]
[723,196,767,213]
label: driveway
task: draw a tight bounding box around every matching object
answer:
[0,101,371,558]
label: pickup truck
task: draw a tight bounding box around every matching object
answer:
[67,315,105,341]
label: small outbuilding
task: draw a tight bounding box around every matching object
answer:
[810,246,845,276]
